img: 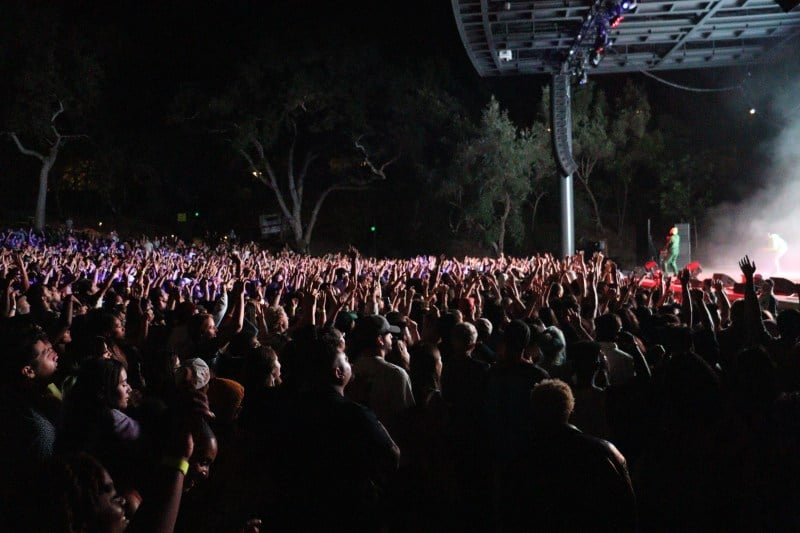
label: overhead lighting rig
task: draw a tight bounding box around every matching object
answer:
[564,0,637,84]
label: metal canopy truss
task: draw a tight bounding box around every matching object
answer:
[452,0,800,76]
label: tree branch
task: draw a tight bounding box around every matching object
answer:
[51,100,65,125]
[239,143,293,224]
[6,133,45,162]
[297,150,317,202]
[247,134,281,190]
[303,183,371,244]
[238,148,264,185]
[287,120,299,209]
[355,136,397,180]
[59,134,89,142]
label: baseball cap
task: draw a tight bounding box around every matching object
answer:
[175,358,212,389]
[354,315,402,338]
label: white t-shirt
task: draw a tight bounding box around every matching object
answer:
[350,356,415,423]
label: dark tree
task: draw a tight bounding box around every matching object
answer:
[443,97,547,255]
[177,48,397,253]
[1,3,100,230]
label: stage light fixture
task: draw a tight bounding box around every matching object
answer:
[498,49,513,61]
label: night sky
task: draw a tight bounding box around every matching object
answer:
[1,0,798,253]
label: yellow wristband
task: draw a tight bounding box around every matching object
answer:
[162,457,190,475]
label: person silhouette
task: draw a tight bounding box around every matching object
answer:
[767,233,787,274]
[661,227,680,276]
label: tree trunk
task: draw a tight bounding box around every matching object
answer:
[577,175,605,235]
[35,160,53,231]
[497,192,511,256]
[531,192,545,234]
[290,217,305,253]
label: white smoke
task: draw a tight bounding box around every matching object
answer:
[702,76,800,279]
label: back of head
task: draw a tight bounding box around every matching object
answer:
[777,308,800,342]
[409,343,442,402]
[188,312,213,343]
[244,345,279,389]
[475,317,493,341]
[175,301,198,323]
[734,347,779,408]
[530,379,575,428]
[175,358,212,390]
[208,377,245,426]
[729,299,746,326]
[594,313,622,342]
[438,311,463,345]
[452,321,478,354]
[503,319,531,360]
[661,324,693,356]
[534,326,566,364]
[264,305,287,333]
[570,341,602,387]
[616,308,640,336]
[228,329,257,358]
[34,453,108,533]
[483,298,505,329]
[333,311,357,338]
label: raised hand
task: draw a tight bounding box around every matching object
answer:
[738,255,757,280]
[679,268,691,286]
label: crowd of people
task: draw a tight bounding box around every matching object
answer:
[1,227,799,531]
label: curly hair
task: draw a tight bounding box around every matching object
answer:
[36,453,108,533]
[530,379,575,427]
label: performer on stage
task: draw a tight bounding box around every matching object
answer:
[661,226,680,276]
[767,233,788,274]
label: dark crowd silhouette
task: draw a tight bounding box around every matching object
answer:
[1,227,799,531]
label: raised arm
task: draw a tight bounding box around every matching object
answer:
[738,255,769,343]
[14,252,30,292]
[713,279,731,326]
[679,268,693,328]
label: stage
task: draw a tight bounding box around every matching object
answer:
[637,267,800,311]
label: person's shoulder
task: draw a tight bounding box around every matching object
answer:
[379,357,410,377]
[469,356,490,372]
[570,427,626,465]
[511,360,548,378]
[337,392,382,423]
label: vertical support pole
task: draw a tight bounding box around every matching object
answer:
[560,174,574,258]
[551,74,577,258]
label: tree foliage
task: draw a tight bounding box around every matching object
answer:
[541,81,650,238]
[176,47,397,253]
[444,97,546,255]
